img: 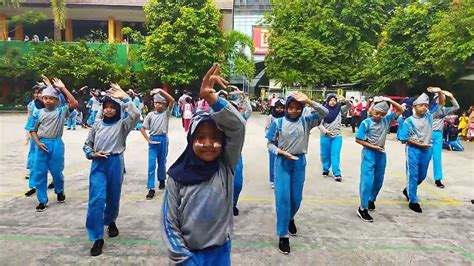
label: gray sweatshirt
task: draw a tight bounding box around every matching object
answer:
[318,100,352,136]
[83,98,140,157]
[25,105,70,139]
[160,99,246,264]
[265,114,276,135]
[267,102,328,155]
[432,99,460,131]
[142,109,172,135]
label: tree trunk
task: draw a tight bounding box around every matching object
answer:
[54,26,62,41]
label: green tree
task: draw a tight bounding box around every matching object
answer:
[223,30,255,81]
[122,27,145,44]
[143,0,224,90]
[26,42,131,89]
[0,46,37,103]
[428,0,474,82]
[0,11,46,41]
[266,0,398,87]
[363,1,451,95]
[51,0,67,41]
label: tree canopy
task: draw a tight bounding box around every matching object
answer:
[25,42,131,89]
[363,1,451,94]
[143,0,224,88]
[265,0,401,87]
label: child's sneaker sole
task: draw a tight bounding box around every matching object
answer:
[356,209,373,222]
[278,249,290,255]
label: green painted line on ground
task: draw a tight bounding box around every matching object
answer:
[0,234,472,261]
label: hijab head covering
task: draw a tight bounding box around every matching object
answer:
[217,90,228,99]
[101,96,122,124]
[32,83,46,92]
[271,98,285,118]
[372,101,390,114]
[322,93,341,123]
[153,93,167,104]
[285,95,304,122]
[413,93,429,106]
[167,113,225,185]
[400,97,414,119]
[41,86,59,99]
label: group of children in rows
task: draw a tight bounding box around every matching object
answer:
[23,65,460,263]
[264,86,459,254]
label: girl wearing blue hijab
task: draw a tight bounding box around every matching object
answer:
[266,92,328,254]
[161,64,246,265]
[317,94,352,182]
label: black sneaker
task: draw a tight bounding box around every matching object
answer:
[25,188,36,197]
[36,202,48,212]
[158,181,165,190]
[357,208,373,222]
[90,239,104,256]
[278,237,290,255]
[288,219,297,236]
[48,182,55,189]
[409,203,422,213]
[25,174,29,180]
[334,175,342,182]
[57,192,66,203]
[435,180,445,188]
[146,189,155,200]
[108,222,119,238]
[322,171,329,177]
[402,188,409,201]
[233,206,239,216]
[67,128,71,130]
[368,201,375,211]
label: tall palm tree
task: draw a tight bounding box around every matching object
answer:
[51,0,67,41]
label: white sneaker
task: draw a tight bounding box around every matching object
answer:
[270,182,274,189]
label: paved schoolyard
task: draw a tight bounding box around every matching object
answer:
[0,113,473,265]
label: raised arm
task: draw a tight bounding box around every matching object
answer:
[428,87,445,106]
[159,88,176,111]
[339,96,352,114]
[108,83,140,132]
[52,78,78,109]
[382,97,404,119]
[442,90,460,114]
[200,64,245,170]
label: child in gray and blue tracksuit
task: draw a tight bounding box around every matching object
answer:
[66,108,78,130]
[24,84,46,197]
[161,64,246,265]
[264,98,285,188]
[318,94,352,182]
[25,78,78,212]
[266,92,328,255]
[228,88,252,216]
[139,89,175,199]
[429,90,459,188]
[355,98,404,222]
[399,88,444,213]
[83,84,140,256]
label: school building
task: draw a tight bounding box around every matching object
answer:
[0,0,234,42]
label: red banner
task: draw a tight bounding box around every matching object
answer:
[252,26,270,55]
